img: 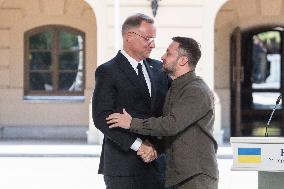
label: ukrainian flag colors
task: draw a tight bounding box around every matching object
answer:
[238,148,261,163]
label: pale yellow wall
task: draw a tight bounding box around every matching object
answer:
[215,0,284,135]
[104,0,212,81]
[4,0,279,138]
[94,0,225,142]
[0,0,97,126]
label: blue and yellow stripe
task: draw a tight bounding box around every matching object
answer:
[237,148,261,163]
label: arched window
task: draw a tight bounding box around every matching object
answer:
[24,25,85,97]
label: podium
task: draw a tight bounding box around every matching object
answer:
[231,137,284,189]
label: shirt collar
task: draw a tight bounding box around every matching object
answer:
[172,71,196,87]
[120,50,143,70]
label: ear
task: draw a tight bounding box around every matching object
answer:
[127,32,134,42]
[179,56,188,66]
[123,33,131,43]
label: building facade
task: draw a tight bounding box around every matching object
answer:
[1,0,283,143]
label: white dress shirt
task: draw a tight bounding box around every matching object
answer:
[121,50,151,96]
[120,50,152,151]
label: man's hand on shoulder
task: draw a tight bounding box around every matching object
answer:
[106,109,132,129]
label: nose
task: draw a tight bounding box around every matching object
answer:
[161,53,165,61]
[149,40,155,48]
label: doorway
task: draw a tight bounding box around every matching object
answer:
[231,26,284,137]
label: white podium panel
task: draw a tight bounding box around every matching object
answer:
[230,137,284,171]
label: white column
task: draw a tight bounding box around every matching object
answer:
[85,0,108,144]
[87,100,104,144]
[213,91,224,144]
[114,0,120,52]
[85,0,108,65]
[203,0,229,144]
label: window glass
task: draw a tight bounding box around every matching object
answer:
[59,72,83,91]
[59,51,83,70]
[59,32,83,50]
[29,31,52,50]
[252,92,282,109]
[29,73,52,91]
[26,27,85,95]
[252,32,281,90]
[29,52,52,71]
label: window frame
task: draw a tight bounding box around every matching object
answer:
[24,25,86,96]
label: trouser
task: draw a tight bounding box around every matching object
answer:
[154,154,172,189]
[172,174,218,189]
[104,174,164,189]
[104,155,167,189]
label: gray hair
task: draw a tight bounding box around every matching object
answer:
[122,13,154,35]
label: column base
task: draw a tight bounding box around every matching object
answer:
[214,129,224,145]
[86,129,103,144]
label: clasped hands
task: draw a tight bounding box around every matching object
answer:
[137,140,158,163]
[106,109,157,163]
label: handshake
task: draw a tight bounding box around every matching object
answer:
[137,140,158,163]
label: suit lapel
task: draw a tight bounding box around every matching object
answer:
[115,52,151,102]
[143,59,155,98]
[115,52,139,86]
[143,59,157,109]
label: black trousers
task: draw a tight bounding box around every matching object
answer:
[104,155,166,189]
[104,174,164,189]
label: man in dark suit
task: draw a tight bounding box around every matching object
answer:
[92,13,169,189]
[107,37,219,189]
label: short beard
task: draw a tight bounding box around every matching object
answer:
[163,61,177,75]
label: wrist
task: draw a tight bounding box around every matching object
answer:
[130,138,142,151]
[129,116,132,128]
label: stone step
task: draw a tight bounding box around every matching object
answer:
[0,143,101,157]
[0,125,88,140]
[0,141,232,158]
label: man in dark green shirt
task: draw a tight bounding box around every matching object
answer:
[106,37,219,189]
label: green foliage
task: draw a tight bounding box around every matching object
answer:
[257,31,280,44]
[29,31,83,50]
[29,31,52,49]
[59,32,82,50]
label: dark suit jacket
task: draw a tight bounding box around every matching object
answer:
[92,51,169,176]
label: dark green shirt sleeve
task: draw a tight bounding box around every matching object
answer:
[130,85,213,137]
